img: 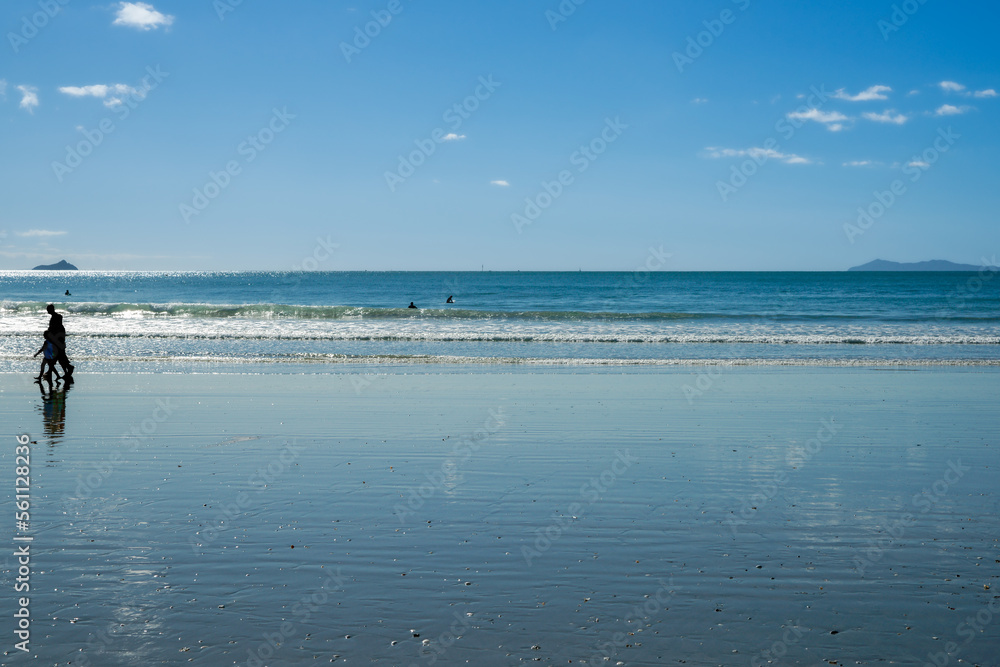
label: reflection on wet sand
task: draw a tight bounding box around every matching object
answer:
[37,376,72,453]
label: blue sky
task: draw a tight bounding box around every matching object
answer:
[1,0,998,270]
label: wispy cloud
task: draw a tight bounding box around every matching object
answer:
[112,2,174,31]
[691,97,708,104]
[59,83,145,108]
[16,85,38,113]
[833,85,891,102]
[939,80,997,99]
[843,160,873,167]
[786,108,849,131]
[705,146,812,165]
[16,229,67,238]
[862,110,908,125]
[442,133,466,141]
[907,160,931,168]
[490,180,510,186]
[935,104,970,116]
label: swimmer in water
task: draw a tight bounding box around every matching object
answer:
[408,302,417,309]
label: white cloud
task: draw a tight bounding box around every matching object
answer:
[862,110,908,124]
[59,83,145,108]
[16,85,38,113]
[441,133,466,141]
[907,89,920,96]
[704,146,811,165]
[907,160,931,168]
[786,108,849,131]
[938,81,997,99]
[490,180,510,187]
[843,160,873,167]
[16,229,67,238]
[691,97,708,104]
[112,2,174,31]
[935,104,969,116]
[833,85,892,102]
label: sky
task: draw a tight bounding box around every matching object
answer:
[1,0,998,271]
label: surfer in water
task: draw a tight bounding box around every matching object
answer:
[446,295,454,303]
[408,302,418,309]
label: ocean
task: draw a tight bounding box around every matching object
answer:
[1,270,998,368]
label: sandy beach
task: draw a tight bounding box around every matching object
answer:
[2,366,998,665]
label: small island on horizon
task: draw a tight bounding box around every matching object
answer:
[31,259,78,271]
[848,259,996,272]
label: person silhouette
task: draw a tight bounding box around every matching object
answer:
[65,290,71,296]
[446,296,454,303]
[45,304,74,377]
[408,302,417,309]
[33,331,61,383]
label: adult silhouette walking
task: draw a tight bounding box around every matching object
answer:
[45,304,74,377]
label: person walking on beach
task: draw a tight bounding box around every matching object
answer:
[45,304,74,377]
[32,330,61,383]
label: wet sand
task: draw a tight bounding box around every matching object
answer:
[2,366,999,665]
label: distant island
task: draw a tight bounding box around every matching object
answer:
[848,259,995,272]
[32,259,78,271]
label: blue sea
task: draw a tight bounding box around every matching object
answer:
[1,270,998,368]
